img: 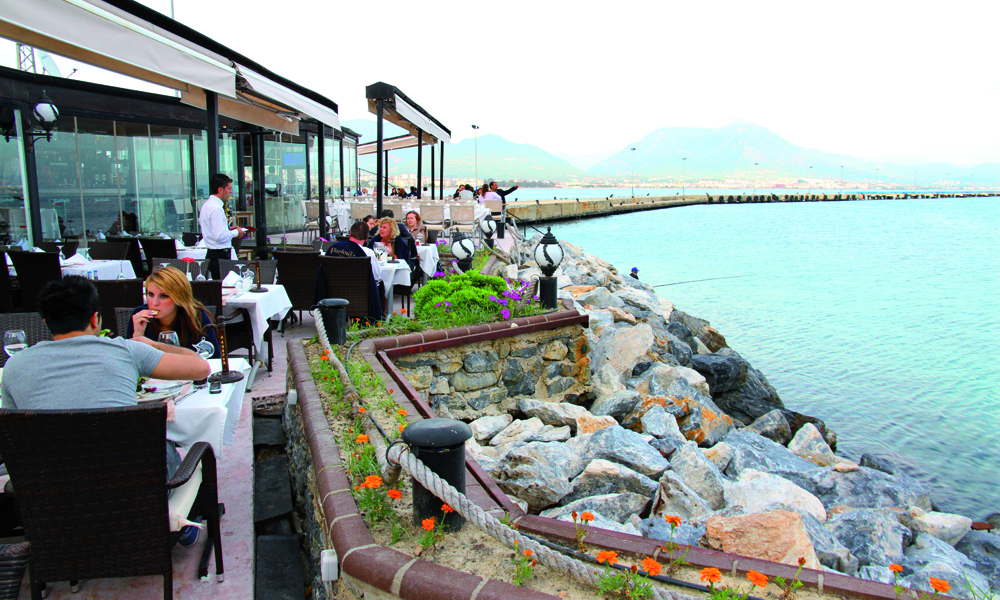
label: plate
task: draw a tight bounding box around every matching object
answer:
[137,382,190,404]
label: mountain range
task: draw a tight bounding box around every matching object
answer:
[344,118,1000,187]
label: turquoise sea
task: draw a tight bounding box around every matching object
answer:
[544,195,1000,519]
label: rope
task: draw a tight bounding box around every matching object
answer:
[386,444,697,600]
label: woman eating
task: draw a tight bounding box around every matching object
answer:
[365,217,412,268]
[404,210,427,244]
[126,266,221,358]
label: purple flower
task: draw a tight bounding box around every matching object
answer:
[488,295,499,303]
[498,299,508,306]
[501,308,511,319]
[533,294,539,300]
[433,271,446,277]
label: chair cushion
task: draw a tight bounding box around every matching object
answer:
[167,463,202,531]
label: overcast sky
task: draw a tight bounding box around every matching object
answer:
[4,0,998,166]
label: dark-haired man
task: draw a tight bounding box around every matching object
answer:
[199,173,244,280]
[323,222,383,319]
[489,181,518,239]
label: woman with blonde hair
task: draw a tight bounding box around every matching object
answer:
[365,216,412,268]
[126,266,221,358]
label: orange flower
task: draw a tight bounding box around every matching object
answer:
[401,308,407,314]
[360,475,382,489]
[798,556,806,567]
[377,321,381,326]
[421,517,436,531]
[389,389,394,394]
[442,504,454,514]
[356,434,369,443]
[641,557,662,577]
[399,424,406,433]
[747,570,768,588]
[358,407,367,413]
[699,567,722,584]
[890,564,904,573]
[398,409,407,416]
[929,578,950,594]
[387,489,402,500]
[664,515,682,527]
[320,355,329,361]
[571,511,578,520]
[524,549,533,557]
[596,551,618,565]
[580,512,595,522]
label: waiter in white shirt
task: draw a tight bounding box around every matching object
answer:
[199,173,244,280]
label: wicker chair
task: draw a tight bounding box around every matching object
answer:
[139,238,178,275]
[36,241,79,259]
[181,232,201,247]
[87,241,129,261]
[0,404,224,600]
[0,251,16,312]
[93,279,144,337]
[8,253,61,312]
[0,313,52,368]
[106,236,145,278]
[317,256,374,321]
[273,251,320,325]
[218,260,277,286]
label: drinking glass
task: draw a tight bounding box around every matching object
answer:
[195,260,206,281]
[3,330,27,357]
[81,247,91,262]
[116,261,126,279]
[192,336,214,360]
[158,331,179,346]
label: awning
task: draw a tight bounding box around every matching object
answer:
[0,0,236,98]
[237,64,340,131]
[366,82,451,145]
[394,95,449,143]
[357,134,434,156]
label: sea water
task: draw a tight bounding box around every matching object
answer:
[545,196,1000,518]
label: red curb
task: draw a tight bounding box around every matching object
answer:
[399,560,482,600]
[341,545,414,593]
[329,513,375,557]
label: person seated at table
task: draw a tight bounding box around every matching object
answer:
[0,276,211,478]
[107,211,138,236]
[366,217,412,268]
[125,266,221,359]
[480,184,502,205]
[363,215,378,232]
[453,186,463,200]
[459,184,475,200]
[324,221,383,318]
[405,210,427,244]
[372,209,414,243]
[407,186,419,198]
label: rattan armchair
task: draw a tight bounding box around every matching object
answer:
[87,240,130,261]
[317,255,376,321]
[93,279,144,337]
[0,251,16,312]
[273,251,320,325]
[36,241,79,259]
[8,252,61,312]
[0,313,52,368]
[0,403,224,600]
[218,260,278,286]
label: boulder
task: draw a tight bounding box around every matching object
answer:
[666,321,697,352]
[541,492,650,524]
[496,441,580,510]
[470,414,513,442]
[577,287,625,310]
[640,406,687,448]
[637,516,706,547]
[781,467,933,512]
[564,285,597,297]
[690,353,748,394]
[560,459,658,505]
[669,442,728,510]
[725,468,827,522]
[859,453,897,475]
[525,425,571,443]
[591,363,626,399]
[704,510,821,569]
[629,363,711,398]
[712,366,783,425]
[745,410,792,445]
[857,566,894,584]
[676,396,735,447]
[589,323,655,379]
[490,417,544,446]
[787,423,839,467]
[899,507,972,547]
[650,471,713,521]
[576,413,618,434]
[955,530,1000,588]
[583,425,671,478]
[518,398,589,431]
[797,511,858,573]
[722,430,822,480]
[614,287,663,314]
[902,533,990,600]
[607,306,637,325]
[649,437,686,459]
[590,390,642,421]
[827,508,911,567]
[702,442,734,472]
[552,510,641,536]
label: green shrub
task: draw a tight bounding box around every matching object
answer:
[413,271,510,328]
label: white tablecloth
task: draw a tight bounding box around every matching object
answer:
[378,260,410,289]
[415,244,439,276]
[223,285,292,364]
[62,259,136,280]
[330,201,351,231]
[177,247,235,260]
[166,358,250,456]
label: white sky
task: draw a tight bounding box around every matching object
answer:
[3,0,999,167]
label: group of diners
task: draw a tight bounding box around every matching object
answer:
[388,186,423,199]
[451,180,519,203]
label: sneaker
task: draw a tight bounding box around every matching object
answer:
[178,524,201,548]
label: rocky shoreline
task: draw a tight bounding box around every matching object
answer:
[460,233,1000,599]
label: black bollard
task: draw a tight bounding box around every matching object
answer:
[401,418,473,532]
[313,298,349,345]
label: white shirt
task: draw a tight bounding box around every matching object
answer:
[482,191,502,204]
[359,244,382,281]
[198,195,238,250]
[458,190,474,200]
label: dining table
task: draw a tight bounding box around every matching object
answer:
[377,259,411,310]
[415,243,440,279]
[222,284,292,372]
[6,254,137,280]
[166,358,251,457]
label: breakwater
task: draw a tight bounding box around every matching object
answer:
[506,191,995,224]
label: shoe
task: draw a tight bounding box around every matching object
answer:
[178,524,201,548]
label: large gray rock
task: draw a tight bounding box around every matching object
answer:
[470,414,513,441]
[490,418,544,446]
[690,353,748,394]
[614,287,663,314]
[955,530,1000,588]
[669,442,728,510]
[637,516,706,547]
[650,471,713,520]
[592,363,626,399]
[666,321,698,352]
[702,443,734,473]
[745,410,792,445]
[525,425,572,443]
[590,390,642,421]
[712,366,783,425]
[629,363,711,398]
[452,370,499,392]
[640,406,687,449]
[722,430,819,480]
[902,534,990,600]
[496,441,579,510]
[589,323,655,378]
[541,492,650,524]
[561,459,658,505]
[857,566,894,584]
[725,468,827,522]
[577,287,625,310]
[553,510,641,536]
[583,425,670,478]
[781,467,933,512]
[464,350,499,373]
[518,398,589,431]
[798,511,858,573]
[827,508,911,567]
[898,507,972,547]
[788,423,839,467]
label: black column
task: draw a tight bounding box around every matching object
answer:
[318,125,327,238]
[20,109,43,244]
[338,137,345,198]
[439,141,444,201]
[431,146,435,199]
[251,131,268,259]
[235,134,246,211]
[417,130,423,199]
[376,98,383,215]
[206,91,220,177]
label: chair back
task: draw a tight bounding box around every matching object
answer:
[107,236,144,278]
[218,259,277,286]
[0,250,14,312]
[139,238,178,274]
[0,404,174,587]
[420,204,445,227]
[190,280,223,318]
[484,198,503,215]
[450,204,476,226]
[0,312,52,367]
[93,279,144,337]
[181,232,201,247]
[383,203,403,220]
[350,202,374,220]
[9,252,61,312]
[317,256,371,320]
[304,201,320,220]
[37,240,79,259]
[88,240,129,261]
[273,251,320,312]
[426,229,440,244]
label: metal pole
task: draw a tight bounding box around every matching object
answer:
[318,125,327,239]
[376,98,383,215]
[338,137,345,198]
[430,146,435,199]
[417,130,423,198]
[439,141,444,199]
[251,131,268,259]
[20,109,43,245]
[205,91,219,178]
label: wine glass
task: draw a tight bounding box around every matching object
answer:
[53,238,64,259]
[158,331,179,346]
[3,330,27,357]
[81,247,91,262]
[192,336,214,360]
[195,260,206,281]
[116,261,126,279]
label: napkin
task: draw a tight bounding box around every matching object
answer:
[221,271,241,287]
[4,254,10,266]
[174,239,184,250]
[159,233,171,239]
[195,239,206,248]
[60,252,88,266]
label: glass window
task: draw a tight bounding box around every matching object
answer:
[344,140,357,194]
[0,108,30,245]
[263,132,307,235]
[324,135,339,199]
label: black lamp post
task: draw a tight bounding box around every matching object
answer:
[5,90,59,147]
[533,227,563,310]
[479,213,496,249]
[450,230,475,272]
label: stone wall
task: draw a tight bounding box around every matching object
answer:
[394,324,591,421]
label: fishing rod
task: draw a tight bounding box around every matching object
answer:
[652,274,755,288]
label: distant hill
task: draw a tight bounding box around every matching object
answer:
[344,119,587,183]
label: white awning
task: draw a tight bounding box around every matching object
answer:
[238,64,340,131]
[394,94,450,143]
[357,135,436,156]
[0,0,236,98]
